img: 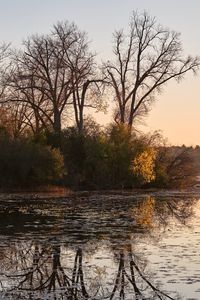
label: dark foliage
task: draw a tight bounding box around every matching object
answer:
[0,131,64,188]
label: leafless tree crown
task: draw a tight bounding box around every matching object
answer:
[105,11,199,126]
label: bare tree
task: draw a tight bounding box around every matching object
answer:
[0,101,35,137]
[5,22,105,139]
[54,22,105,134]
[10,32,75,137]
[6,60,54,135]
[0,43,10,99]
[105,11,199,127]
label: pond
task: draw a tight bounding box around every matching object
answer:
[0,190,200,299]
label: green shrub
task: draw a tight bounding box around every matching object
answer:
[0,136,64,187]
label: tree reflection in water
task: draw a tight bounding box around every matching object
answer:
[131,195,196,230]
[0,241,181,299]
[0,193,197,299]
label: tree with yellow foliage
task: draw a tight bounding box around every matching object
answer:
[131,148,157,184]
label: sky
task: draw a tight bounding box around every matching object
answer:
[0,0,200,145]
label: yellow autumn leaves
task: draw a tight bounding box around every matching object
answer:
[131,148,157,184]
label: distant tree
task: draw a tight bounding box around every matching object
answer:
[155,146,198,187]
[105,11,199,126]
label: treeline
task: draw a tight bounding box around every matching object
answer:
[0,124,197,189]
[0,11,199,190]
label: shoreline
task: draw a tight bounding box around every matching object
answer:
[0,187,199,200]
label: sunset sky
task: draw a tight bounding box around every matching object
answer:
[0,0,200,145]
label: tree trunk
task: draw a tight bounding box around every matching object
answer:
[53,108,61,135]
[78,107,84,134]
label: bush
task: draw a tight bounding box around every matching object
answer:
[0,135,64,187]
[60,127,109,189]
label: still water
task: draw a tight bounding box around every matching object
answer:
[0,191,200,299]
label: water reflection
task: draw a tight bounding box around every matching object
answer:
[0,192,198,299]
[0,194,196,240]
[132,195,195,229]
[1,241,179,299]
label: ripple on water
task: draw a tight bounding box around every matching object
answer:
[0,192,200,299]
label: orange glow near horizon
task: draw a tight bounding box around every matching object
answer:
[96,75,200,146]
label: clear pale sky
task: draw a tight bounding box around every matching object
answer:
[0,0,200,145]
